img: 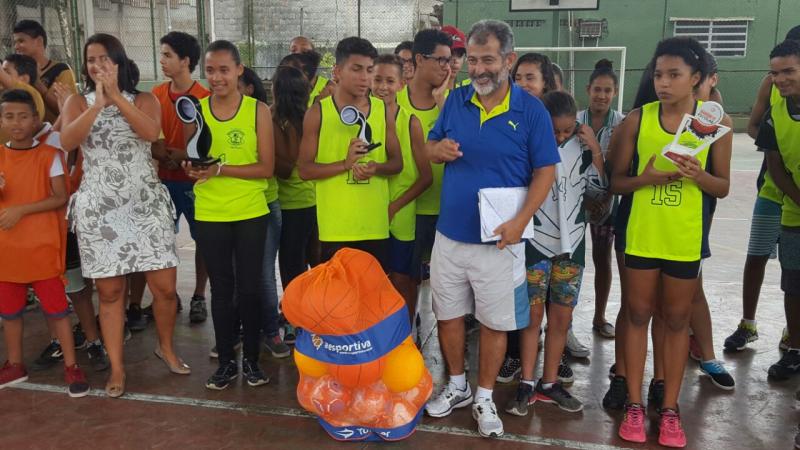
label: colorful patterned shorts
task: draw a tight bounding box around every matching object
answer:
[526,257,584,308]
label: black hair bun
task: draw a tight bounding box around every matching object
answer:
[595,58,613,70]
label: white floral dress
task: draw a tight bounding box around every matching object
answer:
[68,91,178,278]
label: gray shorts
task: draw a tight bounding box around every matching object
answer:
[430,231,530,331]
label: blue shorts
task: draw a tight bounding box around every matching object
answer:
[163,180,197,240]
[388,236,415,276]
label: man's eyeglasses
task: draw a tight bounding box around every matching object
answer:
[421,54,453,67]
[399,57,413,66]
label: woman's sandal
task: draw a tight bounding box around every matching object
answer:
[154,347,191,375]
[105,374,126,398]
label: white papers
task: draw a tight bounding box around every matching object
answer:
[479,187,534,258]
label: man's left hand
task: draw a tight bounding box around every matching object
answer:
[493,217,526,250]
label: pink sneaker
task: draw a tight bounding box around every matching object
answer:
[0,360,28,389]
[619,403,647,443]
[688,335,702,362]
[658,408,687,448]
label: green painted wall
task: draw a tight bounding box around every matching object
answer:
[443,0,800,114]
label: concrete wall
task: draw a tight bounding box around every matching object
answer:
[443,0,800,114]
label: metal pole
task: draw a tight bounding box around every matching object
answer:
[247,0,254,67]
[618,47,626,111]
[150,0,157,81]
[70,0,82,74]
[357,0,361,37]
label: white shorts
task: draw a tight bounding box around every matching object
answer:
[430,231,529,331]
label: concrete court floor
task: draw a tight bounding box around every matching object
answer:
[0,133,797,449]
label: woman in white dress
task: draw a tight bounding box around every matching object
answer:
[60,34,189,398]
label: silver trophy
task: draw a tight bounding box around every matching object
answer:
[176,95,219,168]
[340,105,381,152]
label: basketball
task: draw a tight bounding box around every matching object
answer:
[282,249,406,335]
[383,398,417,429]
[328,356,385,388]
[310,375,352,418]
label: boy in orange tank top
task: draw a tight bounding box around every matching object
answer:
[0,89,89,397]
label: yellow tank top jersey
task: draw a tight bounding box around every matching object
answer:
[388,106,420,241]
[194,95,269,222]
[315,96,390,241]
[397,85,443,215]
[620,101,712,261]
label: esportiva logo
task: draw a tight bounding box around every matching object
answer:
[310,334,374,355]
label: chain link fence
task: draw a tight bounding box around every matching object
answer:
[1,0,439,83]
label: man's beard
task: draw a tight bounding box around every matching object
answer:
[470,67,508,96]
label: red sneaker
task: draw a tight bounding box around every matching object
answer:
[64,364,90,398]
[618,403,647,443]
[658,408,687,448]
[0,360,28,389]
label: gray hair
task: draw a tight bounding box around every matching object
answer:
[467,20,514,56]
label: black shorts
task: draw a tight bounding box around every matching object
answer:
[66,232,81,270]
[411,214,438,280]
[320,239,389,272]
[624,254,702,280]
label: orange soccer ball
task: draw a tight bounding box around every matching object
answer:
[400,371,433,409]
[310,375,352,419]
[296,374,318,412]
[328,357,385,388]
[350,383,393,426]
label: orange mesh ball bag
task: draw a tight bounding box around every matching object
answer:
[283,248,406,336]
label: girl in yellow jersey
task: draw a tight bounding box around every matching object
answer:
[372,54,433,318]
[610,38,732,447]
[182,41,275,391]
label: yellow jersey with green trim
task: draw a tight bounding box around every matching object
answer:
[397,85,443,215]
[771,94,800,227]
[389,106,420,241]
[194,95,269,222]
[315,96,389,241]
[619,101,712,261]
[759,85,785,204]
[308,76,329,108]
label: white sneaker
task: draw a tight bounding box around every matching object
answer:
[565,329,590,358]
[425,382,473,418]
[472,398,504,438]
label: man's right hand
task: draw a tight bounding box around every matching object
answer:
[432,138,462,163]
[344,138,368,170]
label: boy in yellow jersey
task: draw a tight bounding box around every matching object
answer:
[725,25,800,353]
[760,39,800,382]
[289,36,334,106]
[397,29,452,282]
[441,25,467,90]
[372,54,432,317]
[298,37,402,270]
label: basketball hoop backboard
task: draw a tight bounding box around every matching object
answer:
[510,0,599,11]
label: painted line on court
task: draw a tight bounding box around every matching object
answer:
[13,381,633,450]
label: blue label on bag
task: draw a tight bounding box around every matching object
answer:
[295,306,411,365]
[318,408,423,442]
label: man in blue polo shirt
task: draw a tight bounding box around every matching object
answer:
[423,20,559,438]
